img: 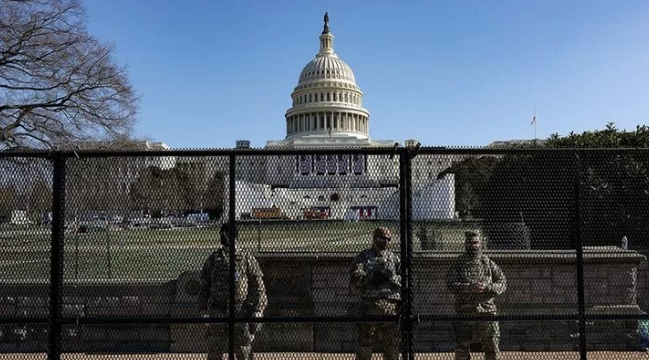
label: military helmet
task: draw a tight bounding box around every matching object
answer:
[220,221,238,238]
[373,227,392,241]
[464,230,481,244]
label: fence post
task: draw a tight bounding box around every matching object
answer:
[399,148,414,359]
[405,148,415,359]
[574,150,587,360]
[228,153,236,360]
[48,151,66,360]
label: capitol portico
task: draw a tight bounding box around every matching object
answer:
[229,14,455,221]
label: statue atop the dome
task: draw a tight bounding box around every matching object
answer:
[322,12,330,34]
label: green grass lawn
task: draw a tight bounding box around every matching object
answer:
[0,221,400,247]
[0,221,469,282]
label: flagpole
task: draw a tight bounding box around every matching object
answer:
[534,103,537,142]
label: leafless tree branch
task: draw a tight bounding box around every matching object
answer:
[0,0,140,149]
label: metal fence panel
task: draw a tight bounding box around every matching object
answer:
[0,147,647,360]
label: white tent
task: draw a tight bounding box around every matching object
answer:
[234,181,274,219]
[376,174,455,220]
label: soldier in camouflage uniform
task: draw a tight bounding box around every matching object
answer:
[350,227,401,360]
[198,222,268,360]
[446,230,507,360]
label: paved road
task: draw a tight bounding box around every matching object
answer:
[3,352,646,359]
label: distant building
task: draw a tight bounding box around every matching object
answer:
[487,139,547,148]
[65,140,176,170]
[222,14,456,221]
[63,140,175,216]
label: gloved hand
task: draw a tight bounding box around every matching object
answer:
[253,311,263,318]
[377,258,395,278]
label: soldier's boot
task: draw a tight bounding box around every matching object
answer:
[236,345,253,360]
[205,341,224,360]
[454,348,471,360]
[383,347,400,360]
[381,332,401,360]
[480,321,500,360]
[454,321,473,360]
[483,338,500,360]
[206,351,222,360]
[355,346,373,360]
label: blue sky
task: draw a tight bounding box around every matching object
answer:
[83,0,649,149]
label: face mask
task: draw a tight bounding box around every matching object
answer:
[374,236,390,251]
[466,244,482,257]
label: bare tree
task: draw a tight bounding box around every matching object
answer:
[27,179,52,214]
[129,162,225,218]
[0,0,139,149]
[129,166,184,216]
[458,182,478,219]
[0,185,18,219]
[204,171,225,220]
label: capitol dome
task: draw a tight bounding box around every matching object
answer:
[285,13,370,142]
[298,54,356,84]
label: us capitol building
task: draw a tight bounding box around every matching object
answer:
[225,14,455,221]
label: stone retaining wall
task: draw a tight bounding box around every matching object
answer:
[0,247,645,353]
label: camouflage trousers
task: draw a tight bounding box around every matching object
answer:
[355,298,401,360]
[205,308,255,360]
[452,312,500,360]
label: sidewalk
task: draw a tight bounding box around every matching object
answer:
[3,352,646,360]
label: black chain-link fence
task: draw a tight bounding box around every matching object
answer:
[0,147,648,360]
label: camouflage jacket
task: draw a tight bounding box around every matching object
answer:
[198,247,268,314]
[445,253,506,314]
[350,248,401,302]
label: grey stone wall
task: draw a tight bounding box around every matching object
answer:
[635,251,649,315]
[0,247,645,353]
